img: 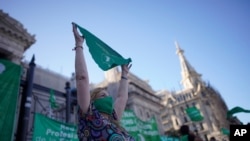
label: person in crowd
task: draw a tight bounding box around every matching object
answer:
[209,137,216,141]
[179,125,203,141]
[72,22,134,141]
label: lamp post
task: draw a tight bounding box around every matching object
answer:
[65,81,71,123]
[17,55,36,141]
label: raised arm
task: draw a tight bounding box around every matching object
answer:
[114,64,132,120]
[72,23,90,113]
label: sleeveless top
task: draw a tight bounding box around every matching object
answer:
[77,102,135,141]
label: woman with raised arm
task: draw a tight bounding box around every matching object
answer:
[72,23,135,141]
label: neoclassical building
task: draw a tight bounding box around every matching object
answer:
[159,42,230,141]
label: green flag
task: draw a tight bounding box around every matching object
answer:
[49,89,58,109]
[185,106,204,122]
[0,59,22,141]
[221,128,230,135]
[75,23,132,71]
[227,106,250,118]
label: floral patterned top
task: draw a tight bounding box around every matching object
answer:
[77,102,135,141]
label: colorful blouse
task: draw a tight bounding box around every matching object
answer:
[77,103,135,141]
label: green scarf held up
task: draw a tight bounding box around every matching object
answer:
[227,106,250,119]
[75,23,132,71]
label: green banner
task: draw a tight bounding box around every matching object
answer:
[185,106,204,122]
[32,113,78,141]
[0,59,22,141]
[121,110,161,141]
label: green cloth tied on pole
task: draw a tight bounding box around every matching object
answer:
[75,23,132,71]
[227,106,250,118]
[49,89,58,109]
[185,106,204,122]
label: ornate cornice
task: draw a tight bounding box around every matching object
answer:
[0,10,36,50]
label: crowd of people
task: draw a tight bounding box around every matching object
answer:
[179,125,224,141]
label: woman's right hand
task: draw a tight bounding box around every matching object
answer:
[121,63,132,77]
[72,22,84,46]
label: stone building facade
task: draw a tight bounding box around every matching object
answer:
[0,10,35,64]
[159,42,230,141]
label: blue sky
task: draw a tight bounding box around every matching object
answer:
[1,1,250,124]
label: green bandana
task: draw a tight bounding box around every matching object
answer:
[75,24,132,71]
[93,96,114,115]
